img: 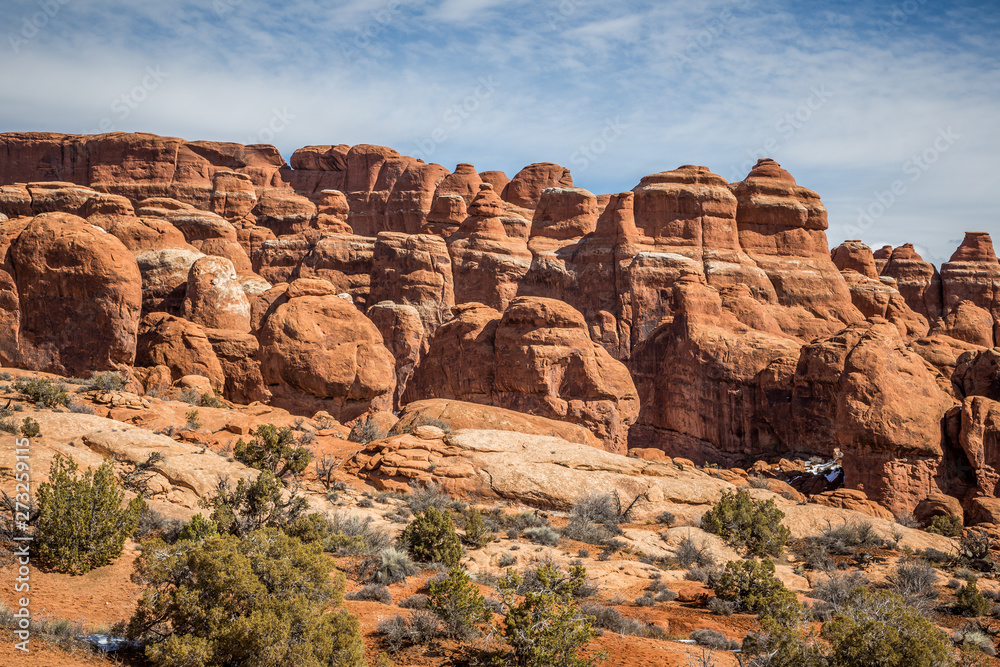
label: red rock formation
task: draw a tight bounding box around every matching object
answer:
[958,396,1000,498]
[953,348,1000,401]
[367,302,424,410]
[422,194,467,238]
[931,300,995,348]
[136,247,206,315]
[316,190,352,233]
[136,313,226,391]
[881,243,943,323]
[765,320,958,515]
[253,189,316,236]
[9,212,142,375]
[435,163,482,203]
[406,296,638,452]
[256,278,396,421]
[203,328,270,404]
[732,159,862,339]
[369,232,455,336]
[478,170,509,193]
[831,240,878,279]
[940,232,1000,345]
[501,162,573,210]
[629,280,801,465]
[210,171,257,221]
[252,233,374,305]
[447,184,532,311]
[182,256,252,332]
[0,270,19,365]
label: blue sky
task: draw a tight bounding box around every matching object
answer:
[1,0,998,263]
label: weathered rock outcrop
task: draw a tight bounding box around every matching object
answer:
[366,301,424,410]
[136,313,226,391]
[256,278,396,421]
[406,296,638,452]
[881,243,943,323]
[369,232,454,337]
[9,212,142,375]
[954,348,1000,401]
[629,280,802,465]
[501,162,573,210]
[941,233,1000,334]
[182,256,252,332]
[732,159,862,339]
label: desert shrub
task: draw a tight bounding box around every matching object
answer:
[927,513,964,537]
[19,417,40,437]
[428,567,490,639]
[13,376,69,407]
[348,414,383,444]
[956,578,992,617]
[373,547,417,585]
[358,497,374,508]
[36,455,145,574]
[656,511,675,526]
[708,597,736,616]
[887,559,939,610]
[378,612,440,653]
[400,507,463,567]
[176,513,218,542]
[128,528,365,667]
[481,508,550,538]
[406,481,464,514]
[200,470,308,537]
[959,529,994,564]
[676,535,715,568]
[524,525,561,546]
[741,621,827,667]
[954,625,997,657]
[326,513,392,555]
[821,588,953,667]
[580,603,666,638]
[656,588,678,602]
[812,570,869,609]
[921,547,955,566]
[817,519,886,554]
[315,454,340,490]
[686,566,713,583]
[700,488,790,556]
[117,451,166,498]
[690,628,739,651]
[346,583,392,604]
[401,594,429,609]
[88,371,125,392]
[494,563,600,667]
[463,508,495,548]
[0,418,17,434]
[68,401,95,414]
[634,593,655,606]
[572,493,625,525]
[234,424,311,479]
[709,559,789,615]
[184,408,201,429]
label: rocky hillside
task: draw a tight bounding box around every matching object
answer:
[1,130,999,527]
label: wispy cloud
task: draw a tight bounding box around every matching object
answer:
[0,0,997,259]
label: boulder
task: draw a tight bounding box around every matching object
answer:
[831,240,878,279]
[881,243,943,323]
[9,212,142,374]
[931,301,995,348]
[940,232,1000,334]
[135,247,206,315]
[366,302,424,410]
[406,296,638,452]
[256,279,396,421]
[210,170,257,221]
[369,232,455,337]
[182,256,252,332]
[501,162,573,210]
[136,313,225,391]
[954,348,1000,400]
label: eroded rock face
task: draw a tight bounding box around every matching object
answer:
[406,296,638,452]
[768,320,958,515]
[629,280,801,465]
[182,256,251,332]
[501,162,573,210]
[731,159,862,339]
[136,313,225,391]
[881,243,943,323]
[9,212,142,374]
[256,279,396,421]
[366,301,424,410]
[959,396,1000,498]
[832,240,878,279]
[369,232,454,336]
[941,233,1000,330]
[954,348,1000,401]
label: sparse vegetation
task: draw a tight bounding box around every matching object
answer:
[709,559,791,615]
[87,371,125,392]
[927,513,964,537]
[400,506,464,567]
[349,413,383,444]
[493,562,601,667]
[13,376,69,407]
[701,488,790,556]
[956,577,991,617]
[36,454,145,574]
[580,602,668,638]
[234,424,312,479]
[19,416,40,437]
[346,583,393,604]
[463,507,495,548]
[128,528,365,667]
[372,547,417,584]
[200,470,308,537]
[690,628,740,651]
[676,535,715,568]
[428,567,490,639]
